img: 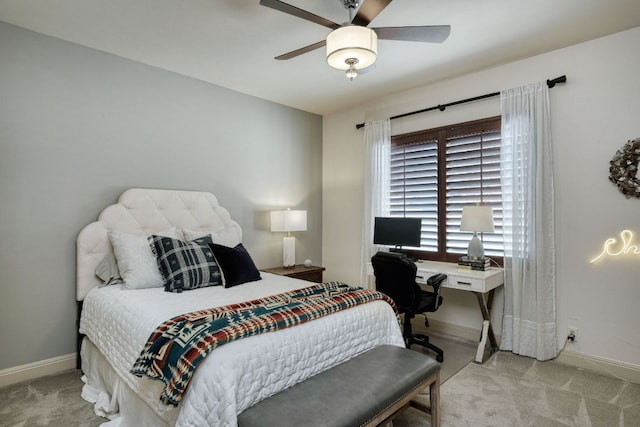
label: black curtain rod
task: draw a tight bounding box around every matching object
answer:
[355,75,567,130]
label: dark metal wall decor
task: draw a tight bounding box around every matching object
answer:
[609,138,640,199]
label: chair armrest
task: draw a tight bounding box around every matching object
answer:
[427,273,447,288]
[426,273,446,310]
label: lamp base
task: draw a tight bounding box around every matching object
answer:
[282,236,296,268]
[467,232,485,260]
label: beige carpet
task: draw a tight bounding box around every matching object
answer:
[394,351,640,427]
[0,367,100,427]
[3,334,637,427]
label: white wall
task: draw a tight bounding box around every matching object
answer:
[0,21,323,370]
[323,27,640,369]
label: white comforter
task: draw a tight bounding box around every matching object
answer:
[80,273,405,426]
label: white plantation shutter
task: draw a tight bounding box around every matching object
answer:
[390,139,438,251]
[445,126,504,257]
[390,117,504,260]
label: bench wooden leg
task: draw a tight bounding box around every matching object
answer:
[365,370,441,427]
[430,370,441,427]
[408,370,440,427]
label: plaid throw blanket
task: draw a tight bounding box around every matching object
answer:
[130,282,396,405]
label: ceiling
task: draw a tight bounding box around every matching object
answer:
[1,0,639,115]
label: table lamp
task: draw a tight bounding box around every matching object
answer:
[271,209,307,268]
[460,205,494,260]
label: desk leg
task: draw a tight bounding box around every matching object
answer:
[473,290,498,363]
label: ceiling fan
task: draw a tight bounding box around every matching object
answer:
[259,0,450,80]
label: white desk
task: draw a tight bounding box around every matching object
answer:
[415,260,504,363]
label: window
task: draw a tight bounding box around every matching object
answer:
[389,116,504,263]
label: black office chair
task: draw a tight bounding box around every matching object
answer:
[371,251,446,362]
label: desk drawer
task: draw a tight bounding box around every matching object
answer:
[444,275,485,292]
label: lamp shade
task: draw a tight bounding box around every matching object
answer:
[460,206,494,233]
[270,210,307,233]
[326,25,377,71]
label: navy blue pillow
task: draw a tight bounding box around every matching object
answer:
[209,243,261,288]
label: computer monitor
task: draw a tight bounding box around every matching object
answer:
[373,217,422,249]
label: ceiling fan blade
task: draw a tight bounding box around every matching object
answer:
[373,25,451,43]
[275,40,327,60]
[260,0,340,30]
[351,0,393,26]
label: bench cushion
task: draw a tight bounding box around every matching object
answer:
[238,344,440,427]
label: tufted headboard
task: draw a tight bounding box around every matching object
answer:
[76,188,242,301]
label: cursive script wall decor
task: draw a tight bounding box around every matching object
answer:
[609,138,640,199]
[590,229,640,263]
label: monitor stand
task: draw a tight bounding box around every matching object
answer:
[390,246,418,262]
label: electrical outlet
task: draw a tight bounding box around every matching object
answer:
[567,326,578,341]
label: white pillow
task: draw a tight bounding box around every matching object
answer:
[182,227,241,248]
[108,228,180,290]
[94,252,123,286]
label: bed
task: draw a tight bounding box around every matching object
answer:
[77,188,405,427]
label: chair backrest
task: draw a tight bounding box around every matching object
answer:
[371,251,421,311]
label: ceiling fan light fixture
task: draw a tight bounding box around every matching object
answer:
[345,59,359,81]
[326,25,377,73]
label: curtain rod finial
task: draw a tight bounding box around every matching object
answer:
[547,75,567,88]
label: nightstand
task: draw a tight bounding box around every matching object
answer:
[262,265,325,283]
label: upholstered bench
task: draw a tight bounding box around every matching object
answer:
[237,344,441,427]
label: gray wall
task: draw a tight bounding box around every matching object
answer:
[0,21,323,370]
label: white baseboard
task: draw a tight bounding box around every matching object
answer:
[411,317,499,344]
[555,349,640,384]
[0,353,77,388]
[415,316,640,384]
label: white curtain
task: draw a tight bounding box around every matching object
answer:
[499,82,557,360]
[360,119,391,288]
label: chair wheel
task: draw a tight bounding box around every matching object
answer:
[436,354,443,363]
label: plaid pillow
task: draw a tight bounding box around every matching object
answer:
[150,235,222,292]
